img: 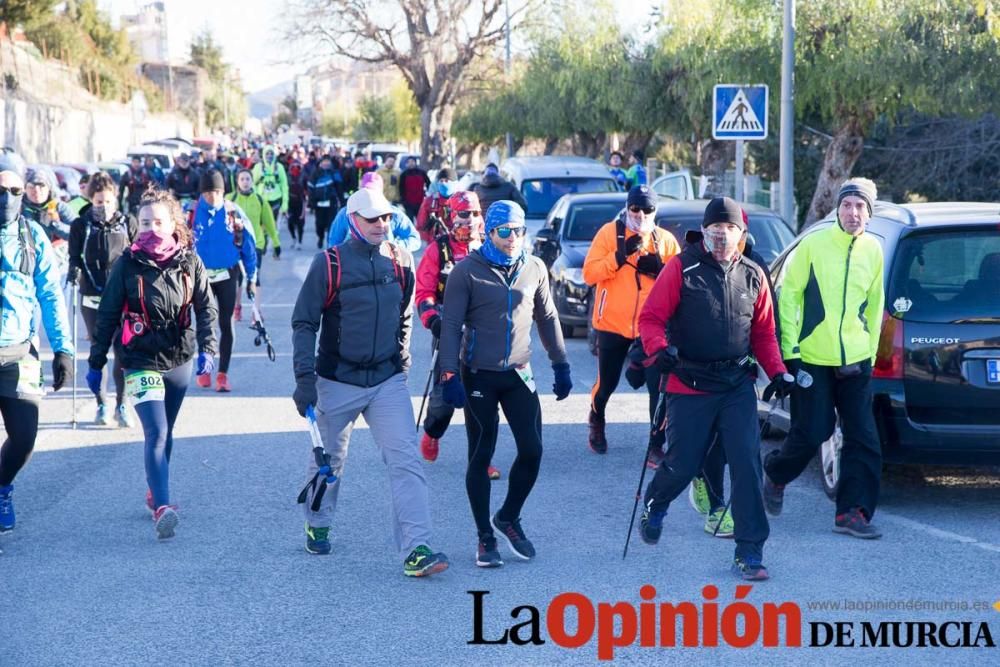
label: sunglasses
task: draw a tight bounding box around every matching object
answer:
[0,185,25,196]
[455,210,482,219]
[629,205,656,214]
[493,226,526,239]
[359,213,393,224]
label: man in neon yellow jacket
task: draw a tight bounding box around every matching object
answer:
[251,144,289,223]
[763,177,885,539]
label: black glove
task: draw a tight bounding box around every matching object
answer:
[624,234,643,255]
[273,245,281,259]
[428,315,442,338]
[293,379,318,417]
[635,254,663,277]
[655,345,679,373]
[783,358,802,378]
[51,351,73,392]
[246,281,256,301]
[763,372,796,402]
[66,266,81,285]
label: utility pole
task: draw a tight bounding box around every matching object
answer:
[779,0,796,227]
[504,0,514,160]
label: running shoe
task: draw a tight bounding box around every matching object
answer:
[763,474,785,517]
[116,404,134,428]
[491,513,535,560]
[196,373,212,389]
[476,534,503,568]
[153,505,179,540]
[420,434,439,462]
[732,556,769,581]
[403,545,449,577]
[145,489,155,515]
[704,507,735,538]
[305,524,331,555]
[688,477,711,515]
[588,410,607,454]
[95,403,112,426]
[0,484,15,534]
[488,465,502,480]
[215,372,231,393]
[833,507,882,539]
[233,303,242,322]
[639,501,666,545]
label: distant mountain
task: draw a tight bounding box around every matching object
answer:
[248,80,294,119]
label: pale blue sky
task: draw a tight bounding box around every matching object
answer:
[100,0,659,92]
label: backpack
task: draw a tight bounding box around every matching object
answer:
[120,255,194,346]
[82,214,130,293]
[323,244,405,309]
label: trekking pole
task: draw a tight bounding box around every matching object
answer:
[297,405,338,511]
[623,389,667,560]
[415,339,439,431]
[248,296,276,362]
[71,283,78,430]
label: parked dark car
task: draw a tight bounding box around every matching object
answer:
[533,196,796,338]
[758,202,1000,497]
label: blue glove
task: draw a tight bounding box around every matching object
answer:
[552,362,572,401]
[442,374,466,409]
[197,352,215,376]
[86,367,103,396]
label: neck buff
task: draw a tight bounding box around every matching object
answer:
[347,214,377,246]
[132,229,180,265]
[479,237,524,267]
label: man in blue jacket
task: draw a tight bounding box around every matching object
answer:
[0,160,75,534]
[191,170,257,392]
[325,172,420,252]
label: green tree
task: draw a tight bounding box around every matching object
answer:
[354,95,396,141]
[188,29,246,129]
[0,0,58,27]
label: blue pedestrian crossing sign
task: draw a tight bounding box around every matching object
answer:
[713,85,768,140]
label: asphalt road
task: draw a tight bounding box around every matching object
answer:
[3,226,999,665]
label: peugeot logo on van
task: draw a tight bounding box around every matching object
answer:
[910,337,960,345]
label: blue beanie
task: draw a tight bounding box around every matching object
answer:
[484,200,525,234]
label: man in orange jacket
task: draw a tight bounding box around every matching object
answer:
[582,185,680,466]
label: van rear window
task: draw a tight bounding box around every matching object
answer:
[521,178,619,216]
[888,229,1000,323]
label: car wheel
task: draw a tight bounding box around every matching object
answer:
[820,419,843,500]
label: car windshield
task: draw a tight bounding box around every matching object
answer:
[654,213,795,265]
[564,202,625,241]
[888,228,1000,323]
[521,177,619,217]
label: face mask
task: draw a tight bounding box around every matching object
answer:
[1,191,23,226]
[437,182,455,198]
[91,205,108,223]
[625,211,654,234]
[703,227,743,262]
[452,224,473,244]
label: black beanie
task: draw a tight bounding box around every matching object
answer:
[627,185,656,210]
[702,197,746,231]
[200,169,225,193]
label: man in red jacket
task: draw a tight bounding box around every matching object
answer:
[399,157,430,221]
[635,197,794,581]
[414,191,500,480]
